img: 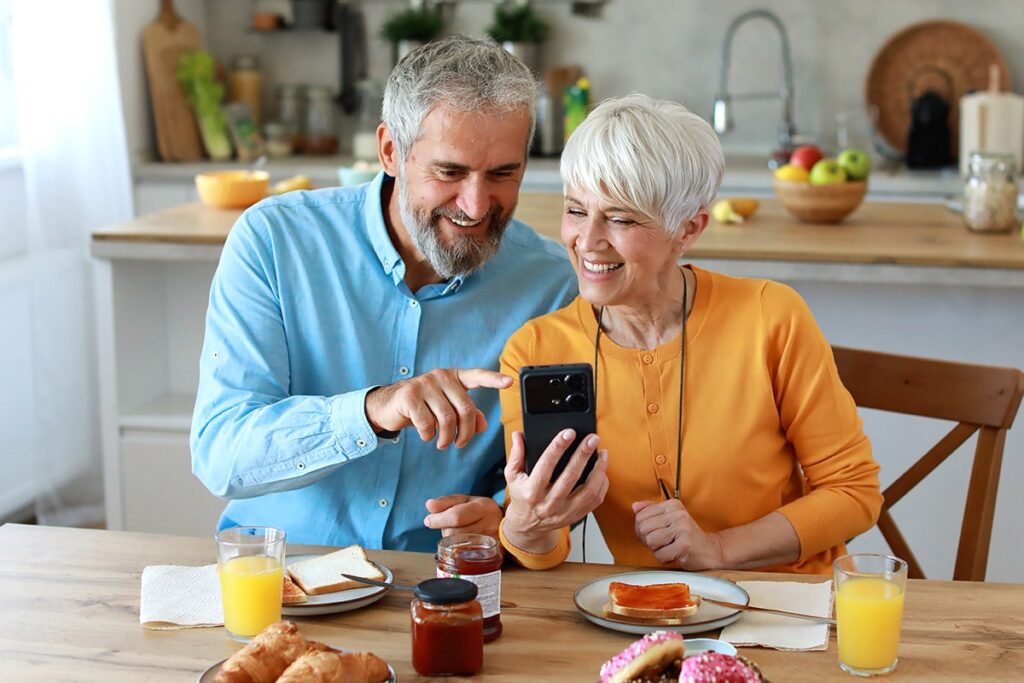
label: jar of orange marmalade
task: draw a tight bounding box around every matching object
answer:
[410,578,483,676]
[436,534,503,642]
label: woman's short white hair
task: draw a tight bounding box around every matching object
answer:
[561,94,725,235]
[383,35,537,163]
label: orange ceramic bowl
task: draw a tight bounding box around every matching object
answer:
[195,170,270,209]
[774,179,867,223]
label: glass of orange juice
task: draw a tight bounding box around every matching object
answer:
[834,553,908,676]
[216,526,286,641]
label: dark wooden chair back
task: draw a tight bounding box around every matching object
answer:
[832,346,1024,581]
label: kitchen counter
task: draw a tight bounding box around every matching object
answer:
[94,193,1024,285]
[133,154,967,200]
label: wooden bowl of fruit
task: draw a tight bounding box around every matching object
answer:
[773,147,870,224]
[774,177,867,223]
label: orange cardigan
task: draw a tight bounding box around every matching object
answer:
[498,266,882,574]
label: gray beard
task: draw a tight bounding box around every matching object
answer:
[397,175,510,279]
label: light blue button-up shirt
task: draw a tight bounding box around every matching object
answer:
[191,172,576,550]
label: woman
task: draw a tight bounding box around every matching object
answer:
[497,95,881,574]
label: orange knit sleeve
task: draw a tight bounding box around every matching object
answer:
[762,282,883,561]
[498,322,573,570]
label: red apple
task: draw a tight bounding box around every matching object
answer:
[789,145,824,172]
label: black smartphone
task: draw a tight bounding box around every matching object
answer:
[519,363,597,488]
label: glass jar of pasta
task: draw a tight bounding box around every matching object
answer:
[963,152,1019,233]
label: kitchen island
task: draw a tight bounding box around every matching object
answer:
[91,195,1024,582]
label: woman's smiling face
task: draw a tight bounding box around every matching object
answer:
[561,188,695,310]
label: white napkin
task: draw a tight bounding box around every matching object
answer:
[719,580,833,651]
[139,564,223,630]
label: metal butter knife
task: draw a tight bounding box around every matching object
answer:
[695,594,835,625]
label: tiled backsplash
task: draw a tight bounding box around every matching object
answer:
[119,0,1024,159]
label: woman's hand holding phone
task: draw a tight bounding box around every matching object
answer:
[501,429,609,555]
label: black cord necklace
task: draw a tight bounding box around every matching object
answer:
[582,268,690,562]
[594,268,688,497]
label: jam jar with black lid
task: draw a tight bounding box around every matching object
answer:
[410,577,483,676]
[436,534,503,642]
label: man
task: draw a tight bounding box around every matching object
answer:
[190,36,576,550]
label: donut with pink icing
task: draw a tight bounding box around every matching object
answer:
[678,652,763,683]
[599,630,685,683]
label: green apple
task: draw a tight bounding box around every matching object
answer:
[809,159,847,185]
[837,148,871,180]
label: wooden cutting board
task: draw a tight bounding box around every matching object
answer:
[143,0,204,161]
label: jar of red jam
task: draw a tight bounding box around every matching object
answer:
[410,577,483,676]
[436,534,503,642]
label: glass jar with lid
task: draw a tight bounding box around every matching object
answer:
[303,86,339,155]
[410,577,484,676]
[436,533,502,642]
[273,84,304,150]
[963,152,1019,233]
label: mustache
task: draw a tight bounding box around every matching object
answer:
[431,204,508,228]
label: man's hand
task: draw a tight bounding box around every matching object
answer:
[423,494,502,538]
[632,498,725,570]
[365,368,512,449]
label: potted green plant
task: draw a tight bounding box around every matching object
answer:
[380,5,444,65]
[485,0,550,74]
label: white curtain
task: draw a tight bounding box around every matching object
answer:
[12,0,132,525]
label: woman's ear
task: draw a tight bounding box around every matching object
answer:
[675,209,710,254]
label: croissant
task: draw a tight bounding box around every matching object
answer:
[276,649,391,683]
[213,621,312,683]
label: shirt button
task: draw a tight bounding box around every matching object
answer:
[398,366,410,376]
[295,462,305,470]
[378,498,389,508]
[409,300,418,308]
[655,454,667,465]
[641,353,654,365]
[647,403,659,414]
[356,438,367,448]
[391,437,400,444]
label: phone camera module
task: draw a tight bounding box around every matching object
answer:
[548,377,563,387]
[565,374,585,390]
[565,393,587,411]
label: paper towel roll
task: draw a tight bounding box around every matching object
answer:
[960,90,1024,176]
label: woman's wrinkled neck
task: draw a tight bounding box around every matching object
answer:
[597,266,695,350]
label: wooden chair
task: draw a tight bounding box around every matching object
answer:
[832,346,1024,581]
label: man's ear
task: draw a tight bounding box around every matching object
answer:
[378,122,399,176]
[675,208,710,254]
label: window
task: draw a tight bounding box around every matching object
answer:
[0,0,16,150]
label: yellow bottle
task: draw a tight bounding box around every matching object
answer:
[219,555,283,638]
[835,577,904,672]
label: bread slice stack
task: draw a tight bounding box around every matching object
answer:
[286,545,385,595]
[605,581,700,623]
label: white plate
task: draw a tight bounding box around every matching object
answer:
[282,553,392,616]
[573,570,749,635]
[198,658,396,682]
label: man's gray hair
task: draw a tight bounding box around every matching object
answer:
[382,35,538,162]
[561,94,725,235]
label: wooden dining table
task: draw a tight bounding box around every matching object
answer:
[1,524,1022,681]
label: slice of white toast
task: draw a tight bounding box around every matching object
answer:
[286,545,385,595]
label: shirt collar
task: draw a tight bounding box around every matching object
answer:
[364,171,468,296]
[364,172,404,284]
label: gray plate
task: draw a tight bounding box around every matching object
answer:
[573,570,750,635]
[198,659,396,682]
[282,553,392,616]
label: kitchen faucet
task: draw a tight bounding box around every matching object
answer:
[712,8,796,152]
